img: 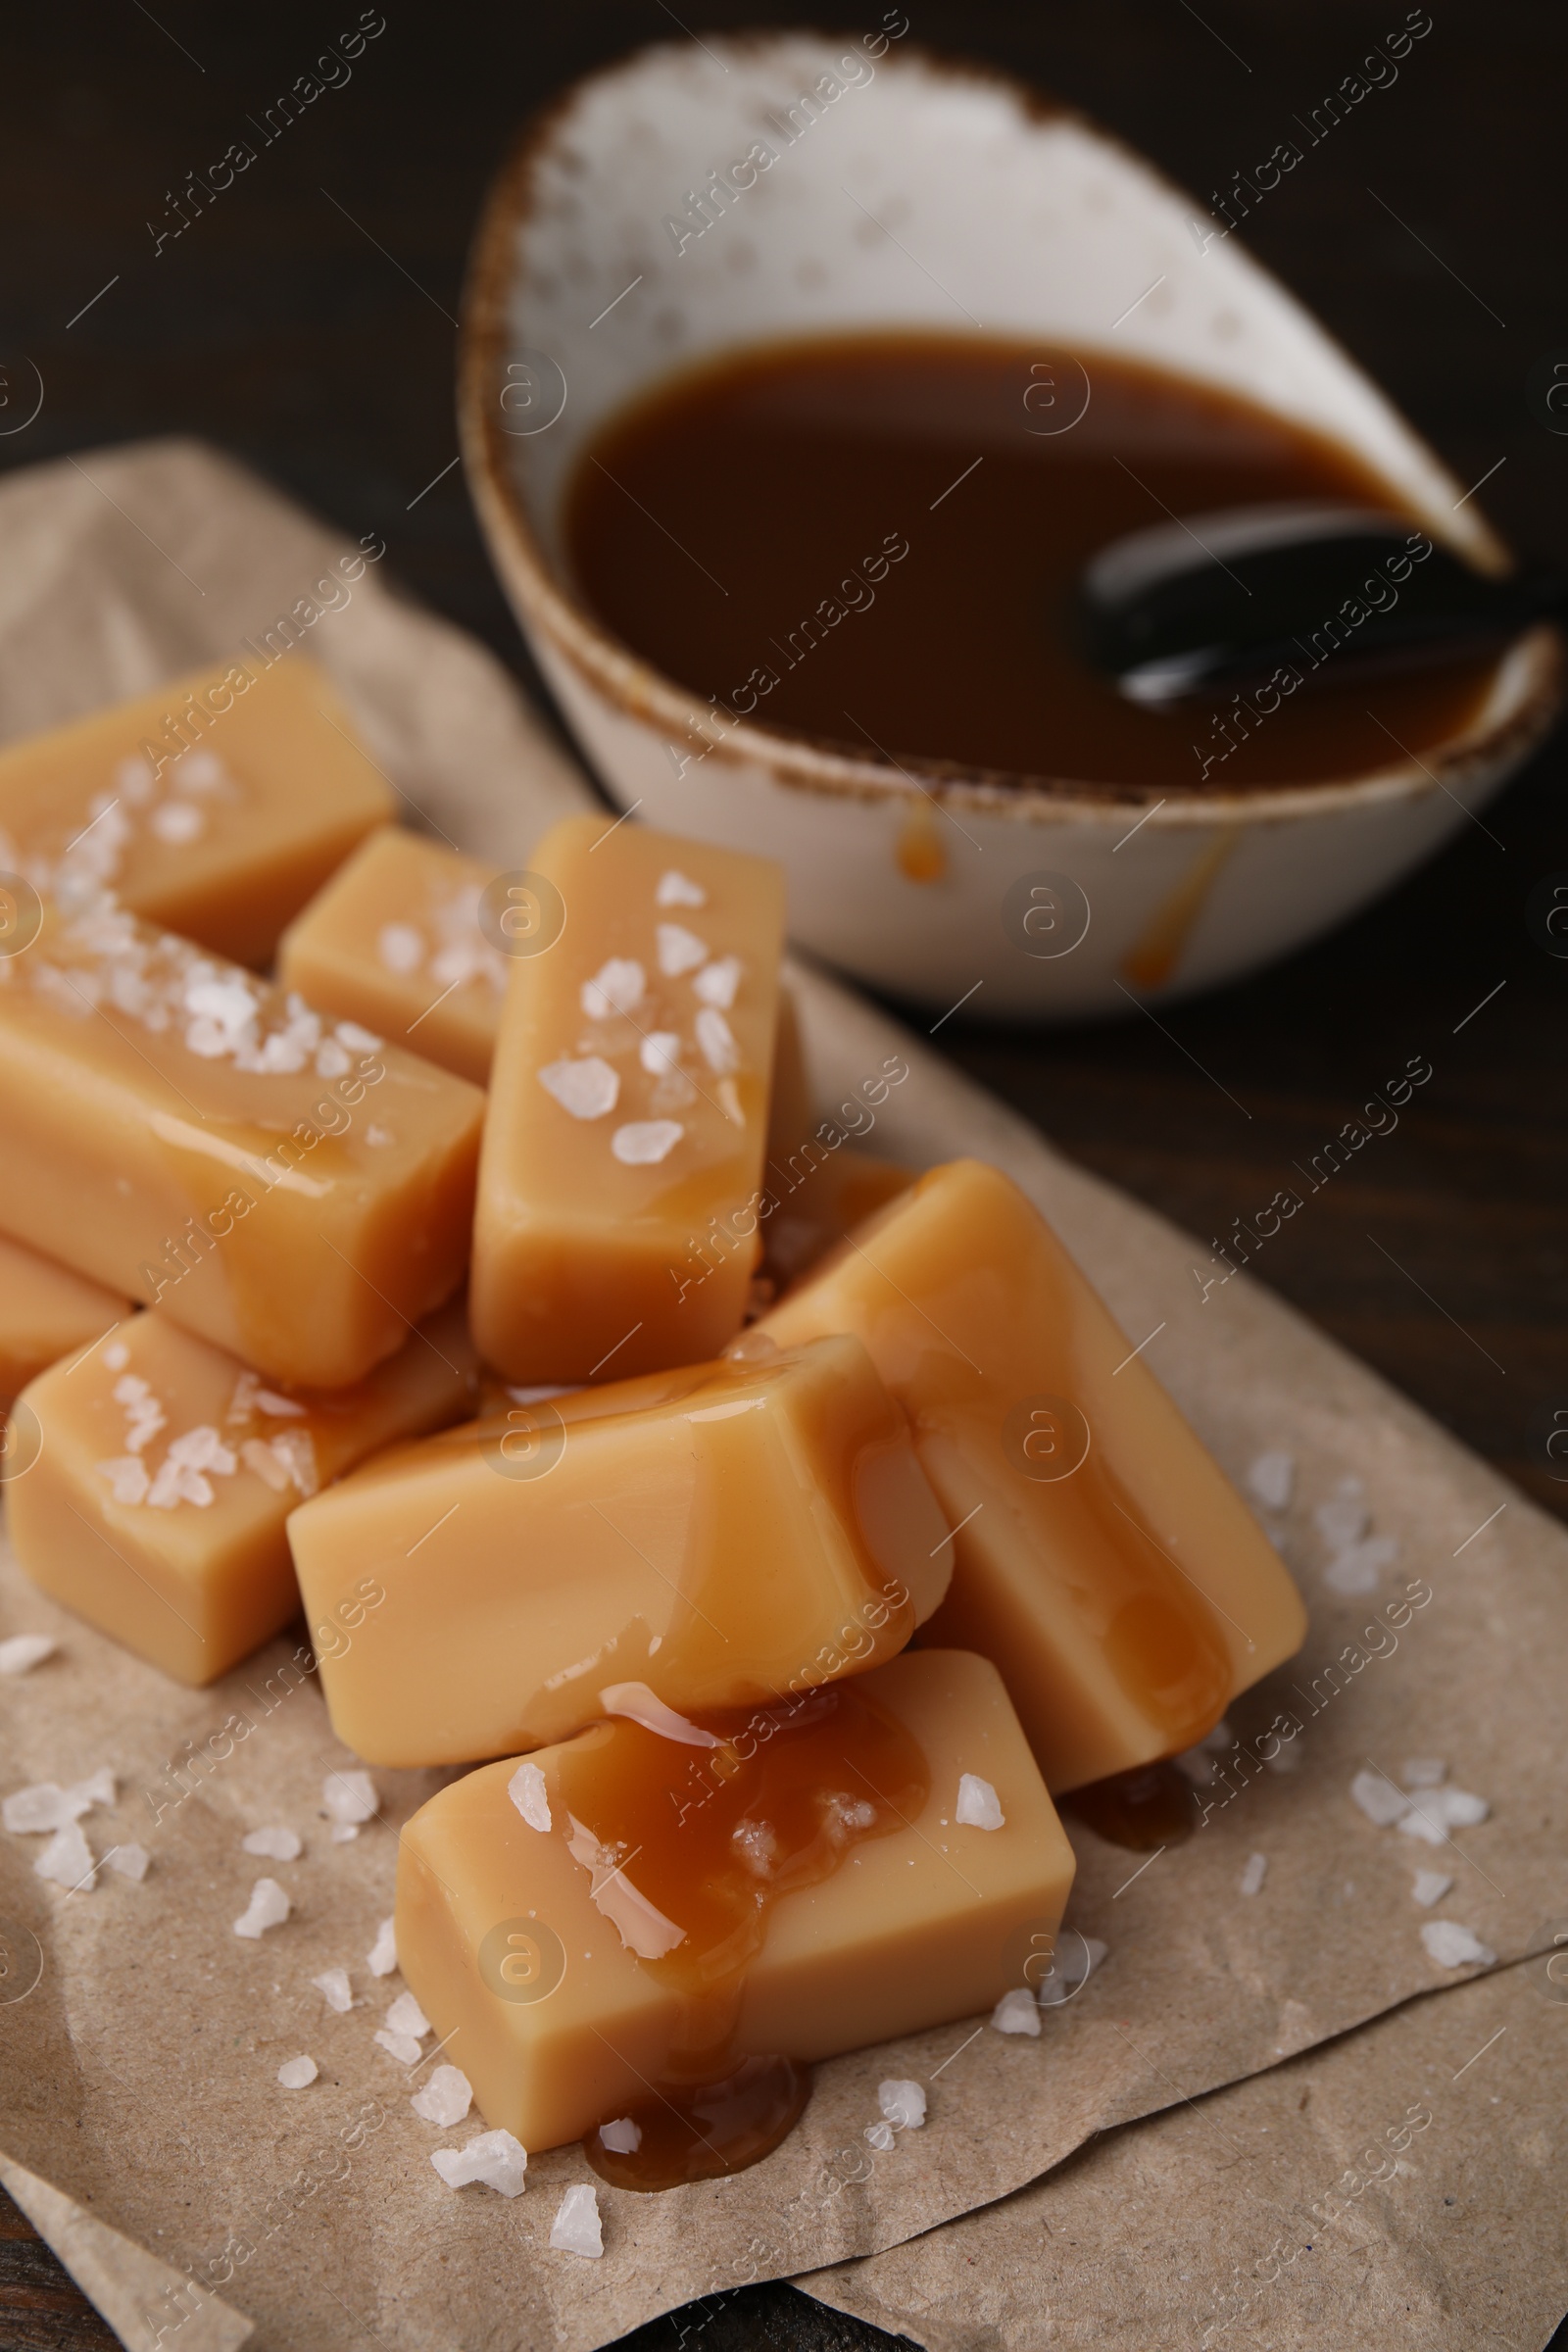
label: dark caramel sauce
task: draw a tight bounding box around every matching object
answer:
[561,1681,928,2189]
[1066,1758,1198,1851]
[565,332,1494,790]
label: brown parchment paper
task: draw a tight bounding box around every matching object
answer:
[802,1951,1568,2352]
[1,439,1565,2351]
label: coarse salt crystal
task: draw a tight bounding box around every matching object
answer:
[1411,1870,1453,1907]
[878,2080,926,2131]
[1315,1491,1370,1549]
[692,956,740,1009]
[367,1916,398,1976]
[638,1031,682,1077]
[1398,1788,1489,1845]
[538,1055,619,1121]
[96,1457,150,1505]
[4,1783,91,1834]
[1401,1757,1447,1788]
[992,1987,1042,2036]
[385,1991,430,2039]
[656,870,706,908]
[1239,1852,1268,1897]
[256,1388,306,1418]
[233,1878,291,1938]
[101,1342,129,1372]
[695,1005,739,1075]
[955,1774,1004,1832]
[0,1635,56,1676]
[508,1760,552,1833]
[321,1770,377,1826]
[375,2029,422,2065]
[410,2064,471,2127]
[105,1842,149,1881]
[864,2120,897,2149]
[657,922,709,978]
[1323,1535,1398,1595]
[243,1826,302,1861]
[277,2056,318,2089]
[335,1021,380,1053]
[316,1039,351,1079]
[330,1823,361,1844]
[1038,1936,1108,2006]
[36,1822,95,1890]
[1349,1770,1409,1827]
[599,2117,641,2153]
[313,1967,354,2012]
[612,1119,684,1166]
[1421,1920,1495,1970]
[74,1767,116,1808]
[580,958,645,1020]
[152,801,206,846]
[550,2181,603,2257]
[1246,1450,1294,1511]
[431,2129,527,2198]
[378,922,424,974]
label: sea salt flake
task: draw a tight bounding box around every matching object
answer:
[105,1842,149,1881]
[335,1021,381,1053]
[410,2065,471,2127]
[1401,1757,1447,1788]
[956,1773,1004,1831]
[599,2117,641,2153]
[878,2080,926,2131]
[1324,1535,1397,1594]
[101,1343,129,1372]
[431,2129,527,2197]
[72,1767,116,1809]
[693,956,740,1009]
[1349,1769,1409,1827]
[657,922,709,978]
[1239,1851,1268,1897]
[1038,1936,1109,2006]
[375,2028,422,2065]
[639,1030,682,1077]
[95,1455,150,1506]
[152,801,206,846]
[612,1119,683,1166]
[313,1967,354,2012]
[367,1916,398,1976]
[1315,1491,1371,1548]
[864,2120,897,2149]
[5,1783,91,1835]
[0,1635,56,1676]
[1247,1450,1295,1510]
[580,957,645,1020]
[315,1039,352,1079]
[277,2056,318,2089]
[695,1005,739,1075]
[508,1760,552,1833]
[550,2182,603,2257]
[1421,1919,1495,1969]
[322,1769,377,1825]
[385,1991,430,2039]
[243,1826,301,1861]
[330,1822,361,1844]
[656,869,707,907]
[36,1822,96,1889]
[240,1438,292,1494]
[233,1878,291,1938]
[992,1987,1042,2036]
[378,922,424,975]
[538,1055,619,1120]
[1412,1870,1453,1907]
[1398,1788,1489,1845]
[146,1456,216,1510]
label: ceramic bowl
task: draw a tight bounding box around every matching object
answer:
[459,31,1560,1019]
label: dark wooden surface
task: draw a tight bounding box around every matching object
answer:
[5,2,1567,2345]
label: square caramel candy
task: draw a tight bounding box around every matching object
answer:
[287,1331,954,1767]
[276,826,506,1087]
[0,900,484,1388]
[7,1299,478,1685]
[0,1233,130,1408]
[760,1158,1308,1792]
[0,656,392,967]
[395,1649,1076,2155]
[471,816,786,1382]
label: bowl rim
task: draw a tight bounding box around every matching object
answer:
[458,29,1563,833]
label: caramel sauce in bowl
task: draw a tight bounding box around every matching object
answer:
[460,34,1560,1018]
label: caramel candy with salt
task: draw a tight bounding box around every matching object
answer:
[0,657,392,967]
[760,1159,1307,1791]
[7,1300,478,1685]
[0,900,484,1388]
[276,826,506,1086]
[0,1234,130,1409]
[395,1649,1075,2157]
[288,1332,954,1767]
[471,816,786,1382]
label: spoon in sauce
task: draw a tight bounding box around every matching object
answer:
[1076,501,1561,705]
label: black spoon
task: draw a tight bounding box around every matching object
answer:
[1075,501,1561,705]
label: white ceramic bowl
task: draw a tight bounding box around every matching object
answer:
[460,32,1560,1019]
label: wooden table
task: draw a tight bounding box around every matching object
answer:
[4,3,1565,2344]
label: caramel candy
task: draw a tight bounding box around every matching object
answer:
[277,826,506,1087]
[761,1147,914,1295]
[7,1300,478,1685]
[0,657,392,967]
[471,816,786,1382]
[0,900,484,1388]
[0,1234,130,1409]
[288,1332,954,1767]
[760,1159,1307,1791]
[395,1649,1075,2159]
